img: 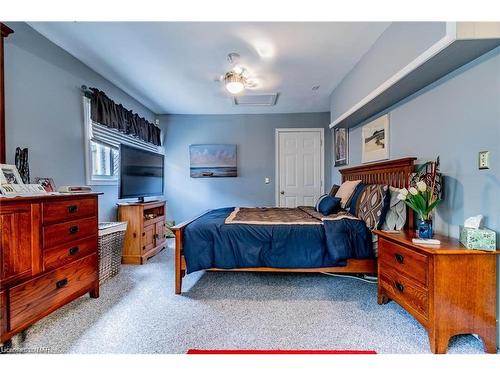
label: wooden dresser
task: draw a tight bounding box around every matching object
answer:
[0,193,100,344]
[375,229,499,354]
[118,200,166,264]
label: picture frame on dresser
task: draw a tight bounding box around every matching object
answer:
[0,164,23,185]
[34,177,57,192]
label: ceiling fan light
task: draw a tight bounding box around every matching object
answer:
[226,81,245,94]
[232,65,243,75]
[225,72,245,94]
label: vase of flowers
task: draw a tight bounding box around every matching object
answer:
[397,158,442,239]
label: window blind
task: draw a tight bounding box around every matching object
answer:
[90,122,161,153]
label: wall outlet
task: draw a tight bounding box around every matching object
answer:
[264,177,270,184]
[479,151,490,169]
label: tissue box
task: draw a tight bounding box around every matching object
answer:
[459,226,496,251]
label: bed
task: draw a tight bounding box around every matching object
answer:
[172,157,416,294]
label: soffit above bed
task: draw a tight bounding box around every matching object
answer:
[330,22,500,130]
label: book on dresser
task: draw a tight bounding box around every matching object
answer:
[117,200,167,265]
[374,229,499,354]
[0,193,101,345]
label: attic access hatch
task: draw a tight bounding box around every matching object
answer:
[233,93,279,106]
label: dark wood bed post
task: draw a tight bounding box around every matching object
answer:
[172,210,210,294]
[172,158,416,294]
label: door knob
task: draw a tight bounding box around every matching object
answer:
[280,191,285,195]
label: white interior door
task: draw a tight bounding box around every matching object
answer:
[276,129,324,207]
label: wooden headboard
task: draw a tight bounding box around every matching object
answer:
[339,157,417,229]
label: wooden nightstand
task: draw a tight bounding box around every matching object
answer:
[374,229,499,354]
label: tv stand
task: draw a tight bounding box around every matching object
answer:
[118,200,167,264]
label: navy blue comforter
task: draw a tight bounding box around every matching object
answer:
[183,207,373,274]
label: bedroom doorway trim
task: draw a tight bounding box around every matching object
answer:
[275,128,325,207]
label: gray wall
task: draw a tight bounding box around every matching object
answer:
[158,113,332,222]
[4,22,157,221]
[332,48,500,240]
[330,22,447,120]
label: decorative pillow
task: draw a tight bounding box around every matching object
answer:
[354,184,390,230]
[335,180,362,208]
[329,184,340,197]
[315,194,341,216]
[382,186,407,230]
[346,183,366,215]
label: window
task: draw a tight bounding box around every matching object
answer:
[90,140,119,180]
[83,96,162,185]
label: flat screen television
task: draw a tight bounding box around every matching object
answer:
[119,144,164,202]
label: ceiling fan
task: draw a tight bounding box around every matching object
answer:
[215,53,257,95]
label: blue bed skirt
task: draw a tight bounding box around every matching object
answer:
[183,207,373,274]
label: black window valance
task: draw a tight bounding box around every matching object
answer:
[87,88,161,146]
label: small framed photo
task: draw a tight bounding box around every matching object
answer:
[334,127,349,167]
[0,164,24,185]
[34,177,56,192]
[362,114,390,163]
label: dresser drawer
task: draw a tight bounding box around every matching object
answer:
[379,264,429,320]
[9,254,97,331]
[378,238,428,286]
[43,217,97,249]
[44,236,97,271]
[42,198,97,224]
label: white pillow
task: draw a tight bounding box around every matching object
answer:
[335,180,362,208]
[382,186,407,230]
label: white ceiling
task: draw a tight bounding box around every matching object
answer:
[29,22,390,115]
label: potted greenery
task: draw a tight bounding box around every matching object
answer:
[397,158,442,239]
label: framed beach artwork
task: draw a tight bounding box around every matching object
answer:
[189,144,237,178]
[334,127,348,167]
[361,114,389,163]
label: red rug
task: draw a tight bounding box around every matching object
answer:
[187,349,376,354]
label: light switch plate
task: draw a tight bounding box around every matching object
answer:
[264,177,270,184]
[479,151,489,169]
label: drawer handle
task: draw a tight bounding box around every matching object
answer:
[56,278,68,289]
[67,205,78,213]
[394,253,404,264]
[69,226,79,234]
[69,246,80,255]
[395,281,404,293]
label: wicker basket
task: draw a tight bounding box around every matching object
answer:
[98,222,127,284]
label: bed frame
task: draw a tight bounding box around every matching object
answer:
[172,157,416,294]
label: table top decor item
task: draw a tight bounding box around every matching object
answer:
[397,157,442,239]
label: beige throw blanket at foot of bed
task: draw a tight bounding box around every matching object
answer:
[224,206,360,225]
[225,207,320,225]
